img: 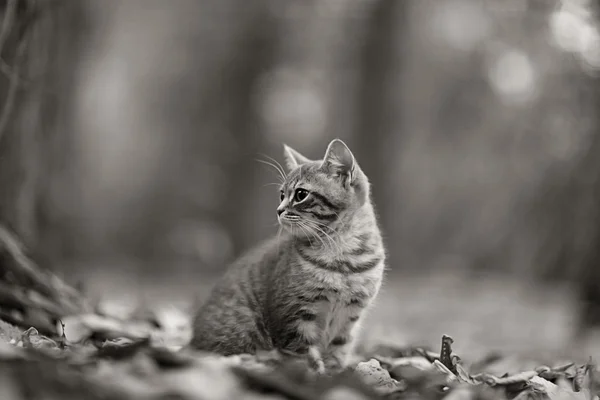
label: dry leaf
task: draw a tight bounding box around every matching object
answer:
[354,358,402,393]
[529,376,589,400]
[61,314,153,344]
[455,363,478,385]
[377,355,433,372]
[432,360,459,384]
[536,363,575,381]
[21,327,58,350]
[573,363,589,392]
[472,370,538,386]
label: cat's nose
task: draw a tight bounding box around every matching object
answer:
[277,208,285,217]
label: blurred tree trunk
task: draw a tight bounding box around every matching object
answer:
[549,75,600,335]
[525,3,600,335]
[576,134,600,334]
[0,0,85,262]
[222,22,274,256]
[574,64,600,335]
[213,3,275,257]
[576,2,600,336]
[0,0,38,245]
[0,0,88,332]
[354,0,407,269]
[572,2,600,321]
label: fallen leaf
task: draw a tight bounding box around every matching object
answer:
[355,358,402,394]
[61,314,153,344]
[377,355,433,372]
[455,363,478,385]
[472,370,538,386]
[21,327,58,350]
[529,375,589,400]
[573,363,589,392]
[432,360,459,384]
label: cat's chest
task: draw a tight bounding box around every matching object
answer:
[307,266,383,339]
[311,268,380,301]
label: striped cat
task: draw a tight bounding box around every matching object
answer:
[191,139,386,373]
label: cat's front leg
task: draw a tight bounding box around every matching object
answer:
[323,332,358,373]
[308,346,326,374]
[278,309,327,373]
[323,312,363,373]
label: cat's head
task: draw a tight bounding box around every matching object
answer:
[275,139,370,235]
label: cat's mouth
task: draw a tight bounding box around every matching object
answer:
[278,211,301,227]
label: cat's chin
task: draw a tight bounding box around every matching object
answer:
[277,220,295,233]
[278,220,305,236]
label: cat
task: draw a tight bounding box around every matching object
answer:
[191,139,386,373]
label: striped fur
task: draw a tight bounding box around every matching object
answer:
[191,139,386,373]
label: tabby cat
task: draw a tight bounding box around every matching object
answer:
[191,139,386,373]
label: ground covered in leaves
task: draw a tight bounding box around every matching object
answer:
[0,312,598,400]
[1,270,599,400]
[1,228,598,400]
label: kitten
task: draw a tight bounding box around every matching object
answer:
[191,139,386,373]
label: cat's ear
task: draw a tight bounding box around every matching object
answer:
[320,139,357,184]
[283,144,312,171]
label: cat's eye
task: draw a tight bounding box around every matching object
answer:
[294,188,309,202]
[280,191,285,202]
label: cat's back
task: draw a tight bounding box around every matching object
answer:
[216,234,290,288]
[190,234,288,354]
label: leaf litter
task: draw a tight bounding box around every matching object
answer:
[1,302,598,400]
[4,226,596,399]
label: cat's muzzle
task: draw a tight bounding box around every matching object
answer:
[278,211,301,227]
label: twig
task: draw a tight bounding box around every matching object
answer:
[440,334,459,374]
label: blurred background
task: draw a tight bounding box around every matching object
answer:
[1,0,600,359]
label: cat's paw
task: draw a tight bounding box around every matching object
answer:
[314,358,326,375]
[322,354,347,375]
[307,346,327,374]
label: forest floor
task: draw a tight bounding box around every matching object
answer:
[1,261,598,400]
[79,264,593,362]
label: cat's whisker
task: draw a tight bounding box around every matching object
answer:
[307,219,349,249]
[298,220,325,249]
[290,224,297,246]
[263,182,283,188]
[259,154,287,179]
[304,220,342,257]
[314,224,344,257]
[313,223,328,251]
[256,154,287,180]
[306,219,336,233]
[255,159,286,183]
[298,221,323,249]
[319,231,341,257]
[276,225,283,254]
[296,222,314,247]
